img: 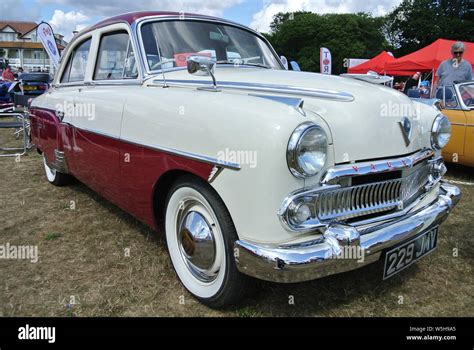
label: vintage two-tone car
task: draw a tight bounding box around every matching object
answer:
[30,11,460,307]
[436,81,474,167]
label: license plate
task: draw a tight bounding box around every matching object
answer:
[383,227,438,280]
[23,86,37,91]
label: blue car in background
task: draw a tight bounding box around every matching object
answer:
[0,72,51,104]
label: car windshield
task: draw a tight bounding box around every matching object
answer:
[141,20,283,71]
[459,83,474,107]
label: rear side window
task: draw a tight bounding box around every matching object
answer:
[94,31,137,80]
[61,38,92,83]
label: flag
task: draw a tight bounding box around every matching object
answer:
[37,22,61,69]
[320,47,332,75]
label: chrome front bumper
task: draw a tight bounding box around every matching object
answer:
[234,183,461,283]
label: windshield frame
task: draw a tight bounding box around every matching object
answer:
[136,16,285,75]
[455,82,474,110]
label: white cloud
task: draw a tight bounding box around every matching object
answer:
[250,0,403,33]
[49,10,91,41]
[39,0,243,17]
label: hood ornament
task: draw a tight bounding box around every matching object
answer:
[399,117,413,146]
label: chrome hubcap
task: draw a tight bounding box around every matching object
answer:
[177,204,218,282]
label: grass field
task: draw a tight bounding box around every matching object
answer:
[0,130,473,316]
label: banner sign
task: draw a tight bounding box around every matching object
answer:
[37,22,61,69]
[320,47,332,74]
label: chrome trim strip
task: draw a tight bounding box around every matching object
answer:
[89,80,143,86]
[321,148,434,185]
[72,124,119,141]
[450,122,474,127]
[249,94,305,115]
[70,125,241,170]
[58,80,143,88]
[152,79,355,101]
[53,149,69,173]
[235,183,460,283]
[128,139,242,170]
[208,166,224,183]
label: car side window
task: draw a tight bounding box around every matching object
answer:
[94,31,138,80]
[61,38,92,83]
[444,87,458,109]
[436,86,459,109]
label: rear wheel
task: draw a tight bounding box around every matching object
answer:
[42,154,72,186]
[164,175,251,308]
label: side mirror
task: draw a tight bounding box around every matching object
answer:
[187,55,216,76]
[187,55,219,91]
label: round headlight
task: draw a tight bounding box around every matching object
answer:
[431,115,451,149]
[287,122,327,178]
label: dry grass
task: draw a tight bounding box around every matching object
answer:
[0,129,473,316]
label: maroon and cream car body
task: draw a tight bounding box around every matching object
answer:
[30,11,460,307]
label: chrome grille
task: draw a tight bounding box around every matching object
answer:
[316,164,431,221]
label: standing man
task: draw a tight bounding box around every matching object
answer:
[436,42,473,87]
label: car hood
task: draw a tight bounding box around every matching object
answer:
[155,67,431,163]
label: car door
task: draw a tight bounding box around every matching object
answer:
[74,25,139,205]
[56,36,93,175]
[70,28,137,202]
[32,42,86,171]
[464,110,474,166]
[439,86,467,162]
[458,83,474,166]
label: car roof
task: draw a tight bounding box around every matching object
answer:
[87,11,226,31]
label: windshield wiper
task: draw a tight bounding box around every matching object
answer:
[216,61,271,69]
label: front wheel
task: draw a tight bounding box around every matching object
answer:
[42,154,72,186]
[164,175,251,308]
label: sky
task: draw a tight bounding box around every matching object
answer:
[0,0,404,41]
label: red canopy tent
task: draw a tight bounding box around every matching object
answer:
[385,39,474,76]
[348,51,396,74]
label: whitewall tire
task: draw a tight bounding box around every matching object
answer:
[164,175,251,308]
[42,154,72,186]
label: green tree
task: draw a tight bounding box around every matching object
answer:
[383,0,474,56]
[265,12,389,74]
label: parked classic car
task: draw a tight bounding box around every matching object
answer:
[30,11,460,307]
[436,81,474,167]
[0,72,51,105]
[19,73,52,96]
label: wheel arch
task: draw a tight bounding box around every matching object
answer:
[151,168,238,236]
